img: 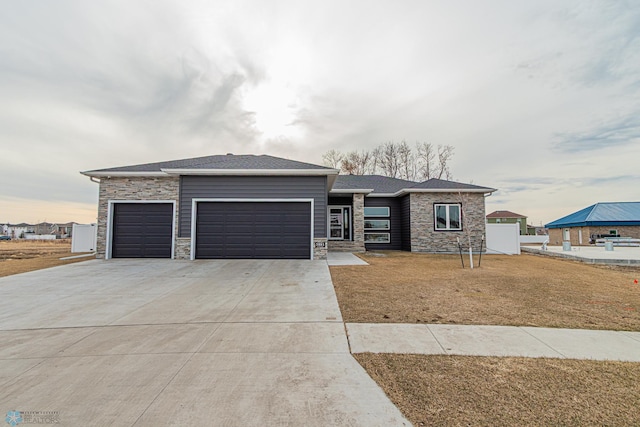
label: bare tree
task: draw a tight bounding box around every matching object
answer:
[415,142,435,180]
[340,150,373,175]
[322,149,344,169]
[375,142,401,178]
[397,141,415,180]
[435,144,454,179]
[321,141,455,180]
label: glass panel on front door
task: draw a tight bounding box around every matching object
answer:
[330,208,343,239]
[329,207,351,240]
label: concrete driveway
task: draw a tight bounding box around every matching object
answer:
[0,260,409,426]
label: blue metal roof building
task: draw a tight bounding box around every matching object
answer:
[545,202,640,228]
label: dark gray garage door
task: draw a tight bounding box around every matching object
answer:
[112,203,173,258]
[195,202,311,259]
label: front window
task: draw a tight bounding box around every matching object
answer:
[434,204,462,231]
[364,233,390,243]
[364,206,391,243]
[364,207,390,217]
[364,219,390,230]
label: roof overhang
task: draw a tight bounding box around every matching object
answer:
[546,221,640,229]
[329,188,374,195]
[80,171,168,178]
[81,168,340,188]
[393,187,497,196]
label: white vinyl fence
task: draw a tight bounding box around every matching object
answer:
[519,235,549,245]
[25,234,56,240]
[71,223,97,253]
[485,223,520,255]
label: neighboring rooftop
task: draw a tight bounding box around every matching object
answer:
[545,202,640,228]
[487,210,527,219]
[82,154,335,175]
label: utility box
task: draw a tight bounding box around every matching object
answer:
[72,223,97,253]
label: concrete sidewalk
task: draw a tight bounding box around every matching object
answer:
[346,323,640,362]
[327,252,368,266]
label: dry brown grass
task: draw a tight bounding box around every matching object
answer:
[330,251,640,331]
[0,240,92,277]
[355,353,640,427]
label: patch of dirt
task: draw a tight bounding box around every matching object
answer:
[330,251,640,330]
[355,353,640,427]
[0,240,92,277]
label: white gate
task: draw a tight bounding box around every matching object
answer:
[485,223,520,255]
[71,223,97,253]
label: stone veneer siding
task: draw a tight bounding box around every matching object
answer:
[175,237,191,259]
[96,177,180,259]
[409,192,486,253]
[313,238,328,260]
[352,193,365,251]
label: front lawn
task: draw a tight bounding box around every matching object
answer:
[330,251,640,331]
[356,353,640,427]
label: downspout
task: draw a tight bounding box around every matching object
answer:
[89,176,100,184]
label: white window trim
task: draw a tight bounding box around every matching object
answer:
[434,203,462,231]
[364,206,390,217]
[106,200,177,260]
[190,198,315,260]
[364,219,390,231]
[364,232,390,243]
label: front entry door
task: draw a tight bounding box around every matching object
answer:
[328,206,351,240]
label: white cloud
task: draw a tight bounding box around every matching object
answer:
[1,0,639,224]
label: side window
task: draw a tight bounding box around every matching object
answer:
[364,206,390,243]
[434,204,462,231]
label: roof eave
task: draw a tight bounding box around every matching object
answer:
[80,171,169,178]
[329,189,374,195]
[161,168,339,176]
[394,187,497,196]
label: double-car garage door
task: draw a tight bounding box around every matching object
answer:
[195,201,311,259]
[110,201,311,259]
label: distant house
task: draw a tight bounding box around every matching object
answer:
[526,224,548,236]
[545,202,640,245]
[4,223,35,239]
[486,210,529,235]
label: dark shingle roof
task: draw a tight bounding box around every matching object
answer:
[85,154,333,173]
[333,175,418,194]
[409,178,495,192]
[487,210,527,219]
[333,175,496,194]
[545,202,640,228]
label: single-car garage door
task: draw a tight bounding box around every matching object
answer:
[111,203,173,258]
[195,201,311,259]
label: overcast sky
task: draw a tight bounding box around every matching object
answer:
[2,0,639,226]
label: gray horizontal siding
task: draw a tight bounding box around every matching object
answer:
[179,176,327,238]
[400,195,411,251]
[364,197,402,250]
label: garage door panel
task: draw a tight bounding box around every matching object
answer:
[112,203,173,258]
[195,202,311,259]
